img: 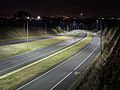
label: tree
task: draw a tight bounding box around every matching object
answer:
[14,10,31,19]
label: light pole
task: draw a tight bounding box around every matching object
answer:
[67,24,69,32]
[96,19,99,31]
[100,19,102,59]
[24,21,26,39]
[73,21,76,42]
[45,23,47,34]
[80,12,83,30]
[26,20,29,50]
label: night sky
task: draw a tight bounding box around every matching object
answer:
[0,0,120,17]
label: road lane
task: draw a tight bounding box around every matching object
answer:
[16,33,100,90]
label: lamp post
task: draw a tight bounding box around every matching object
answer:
[73,21,76,42]
[67,24,69,32]
[96,19,99,31]
[80,13,83,30]
[45,23,47,35]
[26,20,29,50]
[24,21,26,40]
[100,19,102,59]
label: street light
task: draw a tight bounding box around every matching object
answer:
[27,17,30,19]
[73,21,76,30]
[80,13,83,16]
[67,24,69,31]
[23,21,26,39]
[100,19,102,60]
[73,21,76,42]
[96,20,99,31]
[45,23,47,34]
[26,20,29,50]
[37,16,41,20]
[26,17,30,50]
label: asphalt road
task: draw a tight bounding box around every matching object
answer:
[0,30,86,76]
[0,30,79,46]
[16,33,101,90]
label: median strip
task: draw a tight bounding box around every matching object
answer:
[0,35,74,60]
[0,33,93,90]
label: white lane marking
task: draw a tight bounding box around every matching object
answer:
[74,36,100,71]
[50,72,73,90]
[16,36,89,90]
[74,71,81,75]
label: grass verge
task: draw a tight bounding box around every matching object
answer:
[68,28,120,90]
[0,34,51,42]
[68,52,101,90]
[0,35,73,60]
[0,33,92,90]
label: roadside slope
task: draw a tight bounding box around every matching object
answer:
[71,27,120,90]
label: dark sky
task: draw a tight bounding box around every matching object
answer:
[0,0,120,17]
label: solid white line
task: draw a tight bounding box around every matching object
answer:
[50,72,73,90]
[74,36,100,71]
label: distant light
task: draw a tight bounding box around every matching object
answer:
[37,16,41,20]
[80,13,83,16]
[31,17,35,20]
[102,18,104,20]
[73,21,76,25]
[27,17,30,19]
[117,18,120,20]
[96,20,99,23]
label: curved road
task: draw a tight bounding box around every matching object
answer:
[0,30,79,46]
[16,33,101,90]
[0,30,86,76]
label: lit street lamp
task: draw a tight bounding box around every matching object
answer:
[26,17,30,50]
[80,13,83,16]
[37,16,41,20]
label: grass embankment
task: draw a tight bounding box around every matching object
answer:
[0,34,55,42]
[0,26,65,42]
[0,35,73,60]
[69,27,120,90]
[0,33,93,90]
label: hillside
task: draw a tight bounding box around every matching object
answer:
[0,26,64,41]
[69,26,120,90]
[0,18,66,41]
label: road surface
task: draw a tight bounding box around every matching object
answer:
[0,30,79,46]
[16,33,101,90]
[0,30,86,76]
